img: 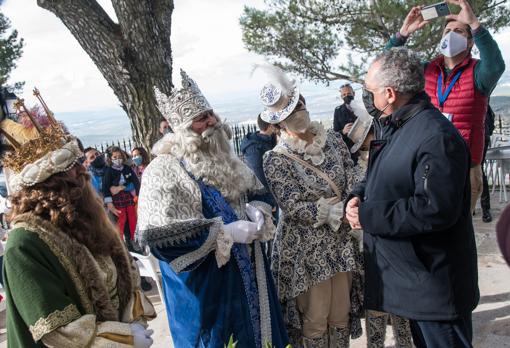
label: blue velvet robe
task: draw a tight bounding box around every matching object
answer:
[151,180,288,348]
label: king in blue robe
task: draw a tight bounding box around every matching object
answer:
[137,157,288,348]
[151,179,288,348]
[137,69,288,348]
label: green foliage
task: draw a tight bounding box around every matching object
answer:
[240,0,510,83]
[225,335,237,348]
[224,335,292,347]
[0,4,24,90]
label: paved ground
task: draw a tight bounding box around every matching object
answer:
[1,195,510,347]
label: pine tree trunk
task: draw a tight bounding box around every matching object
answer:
[36,0,174,151]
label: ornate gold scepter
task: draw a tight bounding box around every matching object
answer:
[0,128,21,149]
[13,98,43,134]
[33,87,58,126]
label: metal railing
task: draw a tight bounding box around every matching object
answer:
[231,123,258,156]
[93,123,259,157]
[94,138,135,154]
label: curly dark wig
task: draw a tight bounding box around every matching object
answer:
[9,164,121,255]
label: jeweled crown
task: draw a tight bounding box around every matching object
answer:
[1,89,82,191]
[154,69,212,129]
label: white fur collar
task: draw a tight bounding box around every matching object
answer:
[280,121,327,165]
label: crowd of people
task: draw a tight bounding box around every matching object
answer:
[0,0,509,347]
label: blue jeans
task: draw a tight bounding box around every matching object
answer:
[409,313,473,348]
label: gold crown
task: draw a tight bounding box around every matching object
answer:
[2,124,70,173]
[1,89,82,191]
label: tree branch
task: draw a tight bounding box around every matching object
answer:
[111,0,173,93]
[37,0,126,92]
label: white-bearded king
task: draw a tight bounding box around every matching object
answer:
[136,70,289,348]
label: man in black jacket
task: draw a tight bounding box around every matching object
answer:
[480,104,495,222]
[333,84,359,162]
[345,48,479,348]
[333,83,357,137]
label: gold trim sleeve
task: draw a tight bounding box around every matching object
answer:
[41,315,134,348]
[30,304,81,342]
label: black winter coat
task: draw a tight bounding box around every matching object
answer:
[333,104,359,163]
[350,92,479,321]
[240,131,277,208]
[102,165,140,202]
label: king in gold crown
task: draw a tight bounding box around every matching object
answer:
[1,89,82,192]
[154,69,212,130]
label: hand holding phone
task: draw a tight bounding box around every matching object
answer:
[443,0,481,30]
[421,2,451,20]
[400,6,430,37]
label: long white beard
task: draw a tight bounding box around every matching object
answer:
[160,122,255,201]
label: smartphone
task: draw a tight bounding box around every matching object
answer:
[421,1,451,20]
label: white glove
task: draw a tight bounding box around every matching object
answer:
[223,220,263,244]
[245,204,265,231]
[131,323,154,348]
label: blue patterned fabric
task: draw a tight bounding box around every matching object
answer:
[199,181,262,347]
[151,179,288,348]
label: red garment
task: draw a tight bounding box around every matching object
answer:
[424,55,488,165]
[117,204,137,241]
[113,191,135,208]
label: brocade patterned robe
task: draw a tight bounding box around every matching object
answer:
[136,153,289,348]
[263,122,364,339]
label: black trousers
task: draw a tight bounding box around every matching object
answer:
[480,139,491,211]
[409,313,473,348]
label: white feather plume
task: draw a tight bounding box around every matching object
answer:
[251,64,295,96]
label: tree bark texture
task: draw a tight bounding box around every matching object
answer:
[37,0,174,150]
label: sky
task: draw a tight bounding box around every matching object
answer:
[2,0,510,116]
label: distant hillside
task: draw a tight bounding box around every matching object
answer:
[491,96,510,117]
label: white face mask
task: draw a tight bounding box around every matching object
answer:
[285,110,311,134]
[112,158,123,167]
[439,31,468,58]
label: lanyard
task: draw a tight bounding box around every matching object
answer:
[437,69,463,107]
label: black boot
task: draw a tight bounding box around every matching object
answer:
[482,209,492,223]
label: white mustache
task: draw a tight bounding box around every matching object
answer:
[202,122,232,140]
[202,125,220,138]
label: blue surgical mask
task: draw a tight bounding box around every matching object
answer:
[133,156,143,166]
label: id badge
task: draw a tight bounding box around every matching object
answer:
[442,112,453,121]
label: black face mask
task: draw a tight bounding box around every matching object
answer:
[362,88,388,119]
[343,95,354,105]
[91,155,105,168]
